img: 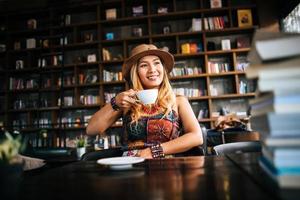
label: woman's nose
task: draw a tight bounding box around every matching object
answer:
[148,63,156,72]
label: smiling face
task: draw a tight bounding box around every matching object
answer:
[137,55,165,89]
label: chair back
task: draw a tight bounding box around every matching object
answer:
[212,141,262,156]
[81,148,123,161]
[175,124,207,156]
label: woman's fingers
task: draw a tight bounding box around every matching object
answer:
[115,89,139,109]
[125,89,138,100]
[122,96,138,107]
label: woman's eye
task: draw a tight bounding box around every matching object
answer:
[139,64,147,68]
[154,61,161,65]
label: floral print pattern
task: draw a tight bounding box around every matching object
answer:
[123,110,182,144]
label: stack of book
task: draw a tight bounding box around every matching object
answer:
[246,30,300,188]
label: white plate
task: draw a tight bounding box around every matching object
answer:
[97,156,145,170]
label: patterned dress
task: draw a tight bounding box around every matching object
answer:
[123,110,182,147]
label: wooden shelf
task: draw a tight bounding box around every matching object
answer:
[210,93,256,99]
[77,83,100,88]
[63,41,99,49]
[8,27,50,35]
[101,80,125,85]
[8,89,39,93]
[170,74,207,80]
[0,0,258,144]
[39,107,60,111]
[100,16,148,25]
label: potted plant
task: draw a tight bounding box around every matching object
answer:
[75,135,86,159]
[0,131,22,164]
[0,131,24,199]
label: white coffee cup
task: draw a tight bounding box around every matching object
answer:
[136,89,158,105]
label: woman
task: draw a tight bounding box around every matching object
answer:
[87,44,203,159]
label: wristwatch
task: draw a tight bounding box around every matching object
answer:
[110,96,120,111]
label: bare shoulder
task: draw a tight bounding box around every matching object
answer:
[175,95,189,108]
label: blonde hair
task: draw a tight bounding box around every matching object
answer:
[129,62,176,123]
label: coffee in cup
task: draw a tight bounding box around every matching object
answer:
[136,89,158,105]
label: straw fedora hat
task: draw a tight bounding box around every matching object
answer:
[122,44,174,81]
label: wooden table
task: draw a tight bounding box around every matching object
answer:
[7,154,300,200]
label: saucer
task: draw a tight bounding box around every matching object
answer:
[97,156,145,170]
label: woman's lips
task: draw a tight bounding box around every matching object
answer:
[147,75,159,81]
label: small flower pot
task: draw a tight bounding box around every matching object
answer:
[76,147,86,160]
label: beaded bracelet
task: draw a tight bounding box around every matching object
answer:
[150,143,165,159]
[110,97,120,111]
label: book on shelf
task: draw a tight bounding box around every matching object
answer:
[250,92,300,116]
[106,8,117,20]
[173,88,202,97]
[181,43,190,54]
[250,112,300,137]
[64,14,71,25]
[246,56,300,79]
[63,96,74,106]
[260,57,300,80]
[221,39,231,50]
[254,32,300,61]
[104,92,118,103]
[262,146,300,168]
[191,18,202,31]
[102,48,112,61]
[238,80,248,94]
[80,95,99,105]
[258,77,300,95]
[247,30,300,68]
[132,5,143,17]
[236,57,250,72]
[172,81,204,97]
[26,38,36,49]
[103,70,122,82]
[207,58,231,73]
[171,66,202,77]
[246,30,300,100]
[203,16,228,30]
[197,108,208,120]
[263,136,300,148]
[132,27,143,37]
[170,61,203,77]
[84,115,92,126]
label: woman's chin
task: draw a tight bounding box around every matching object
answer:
[143,81,161,89]
[143,82,161,89]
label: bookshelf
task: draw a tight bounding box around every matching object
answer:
[0,0,258,148]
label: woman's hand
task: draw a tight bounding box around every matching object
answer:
[137,148,153,159]
[115,89,138,110]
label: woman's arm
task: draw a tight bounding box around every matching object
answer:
[86,103,122,135]
[139,96,203,158]
[86,89,137,136]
